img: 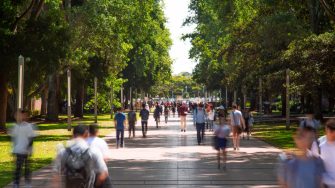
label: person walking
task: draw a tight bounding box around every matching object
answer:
[320,119,335,187]
[214,118,230,169]
[11,110,37,188]
[114,107,126,148]
[139,103,150,137]
[53,125,111,188]
[277,127,325,188]
[207,105,215,131]
[164,105,169,124]
[180,102,188,132]
[195,103,206,145]
[242,108,252,140]
[172,105,176,117]
[127,107,137,138]
[154,104,162,128]
[87,124,111,161]
[230,104,245,151]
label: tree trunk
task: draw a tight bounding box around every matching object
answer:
[46,74,59,121]
[312,87,322,116]
[329,97,334,113]
[41,85,48,116]
[0,74,8,132]
[300,95,305,113]
[74,80,85,118]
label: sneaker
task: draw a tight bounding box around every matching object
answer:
[184,130,186,132]
[234,147,236,151]
[181,129,183,132]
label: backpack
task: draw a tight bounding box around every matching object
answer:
[128,111,136,122]
[62,148,95,188]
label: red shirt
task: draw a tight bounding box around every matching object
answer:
[179,106,187,116]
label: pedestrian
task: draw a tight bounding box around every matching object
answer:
[114,107,126,148]
[154,103,162,128]
[139,103,150,137]
[11,110,37,188]
[127,107,137,138]
[164,105,169,124]
[179,102,188,132]
[207,105,215,131]
[192,103,198,126]
[300,112,321,157]
[242,108,252,140]
[230,104,245,151]
[87,124,111,161]
[217,105,225,125]
[320,119,335,187]
[277,127,325,188]
[53,124,111,188]
[195,103,206,145]
[172,105,176,117]
[214,118,230,169]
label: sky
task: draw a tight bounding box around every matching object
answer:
[163,0,196,75]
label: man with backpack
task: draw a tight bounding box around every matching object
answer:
[53,124,110,188]
[127,107,137,138]
[139,103,150,137]
[195,103,206,145]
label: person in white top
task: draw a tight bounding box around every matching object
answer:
[207,105,215,131]
[11,110,37,188]
[87,124,111,161]
[230,104,245,151]
[214,118,230,169]
[320,119,335,188]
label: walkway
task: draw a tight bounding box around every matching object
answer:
[6,115,281,188]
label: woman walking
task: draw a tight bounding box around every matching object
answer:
[214,118,230,169]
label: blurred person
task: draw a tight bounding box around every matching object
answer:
[154,103,162,128]
[277,127,325,188]
[139,103,150,137]
[207,105,215,131]
[300,112,321,130]
[195,103,206,145]
[87,124,111,161]
[164,105,169,124]
[53,124,111,188]
[114,107,126,148]
[217,105,225,125]
[11,110,37,188]
[127,107,137,138]
[320,119,335,188]
[172,105,176,117]
[242,108,252,140]
[230,104,245,151]
[179,102,188,132]
[214,118,230,169]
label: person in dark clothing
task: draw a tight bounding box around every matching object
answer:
[139,104,150,137]
[114,108,126,148]
[127,107,137,138]
[154,104,162,128]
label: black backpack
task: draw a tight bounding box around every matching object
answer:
[62,148,95,188]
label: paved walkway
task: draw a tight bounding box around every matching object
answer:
[7,115,281,188]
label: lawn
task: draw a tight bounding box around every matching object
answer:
[252,123,325,150]
[0,114,115,188]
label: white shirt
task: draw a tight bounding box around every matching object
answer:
[54,138,108,174]
[230,110,242,126]
[87,136,111,160]
[207,110,215,121]
[320,141,335,187]
[11,122,37,154]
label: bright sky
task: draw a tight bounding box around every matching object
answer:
[163,0,196,75]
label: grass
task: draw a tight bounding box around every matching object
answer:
[0,114,115,188]
[252,123,325,150]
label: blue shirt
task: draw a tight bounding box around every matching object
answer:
[114,112,126,130]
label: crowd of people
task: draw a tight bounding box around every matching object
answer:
[9,101,335,188]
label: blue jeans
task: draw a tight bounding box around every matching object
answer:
[196,123,205,144]
[116,129,124,147]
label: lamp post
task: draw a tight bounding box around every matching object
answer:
[225,86,228,107]
[286,69,290,129]
[17,55,25,121]
[94,77,98,123]
[67,69,71,131]
[121,86,124,109]
[259,78,262,117]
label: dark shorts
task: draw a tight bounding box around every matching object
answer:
[233,126,242,135]
[217,138,228,149]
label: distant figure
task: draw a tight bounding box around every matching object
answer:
[277,127,325,188]
[207,105,215,131]
[153,104,162,128]
[127,107,137,138]
[139,104,150,137]
[214,118,230,169]
[179,103,188,132]
[195,103,206,145]
[114,107,126,148]
[320,120,335,187]
[53,125,111,188]
[87,124,111,161]
[164,105,169,124]
[172,105,176,117]
[11,110,37,188]
[242,108,253,140]
[230,104,245,151]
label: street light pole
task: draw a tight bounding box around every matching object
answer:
[94,77,98,123]
[67,69,71,131]
[17,55,25,122]
[286,69,290,129]
[259,78,262,117]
